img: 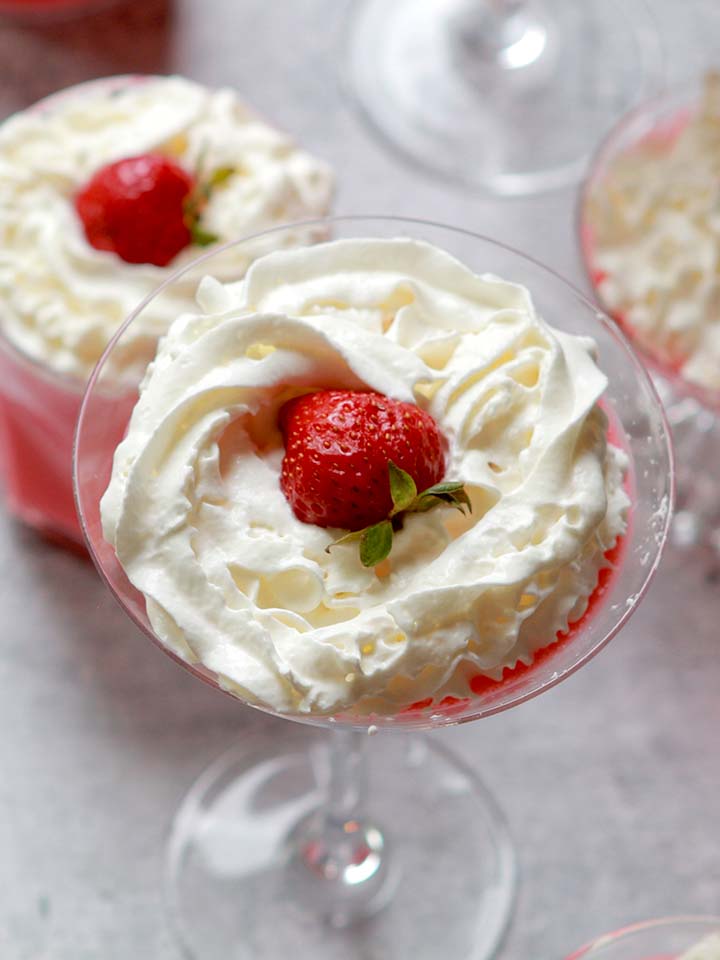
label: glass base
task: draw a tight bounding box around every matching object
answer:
[345,0,662,194]
[166,725,516,960]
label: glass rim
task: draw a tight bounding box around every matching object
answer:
[73,214,676,730]
[576,76,720,410]
[570,915,720,957]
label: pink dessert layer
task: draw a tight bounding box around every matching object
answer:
[581,222,686,381]
[582,108,708,392]
[0,335,136,550]
[393,533,627,721]
[0,339,84,546]
[0,77,148,548]
[388,407,633,721]
[0,1,107,9]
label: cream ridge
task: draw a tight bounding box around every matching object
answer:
[681,934,720,960]
[0,75,333,382]
[587,73,720,390]
[101,238,628,717]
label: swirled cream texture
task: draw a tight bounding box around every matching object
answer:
[0,75,333,381]
[681,934,720,960]
[587,72,720,390]
[102,238,628,716]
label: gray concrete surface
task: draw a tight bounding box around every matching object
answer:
[0,1,718,957]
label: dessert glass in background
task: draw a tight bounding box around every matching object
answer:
[74,217,673,960]
[580,73,720,551]
[0,74,333,547]
[0,0,120,20]
[567,917,720,960]
[345,0,662,195]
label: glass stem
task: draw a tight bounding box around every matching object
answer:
[323,727,367,827]
[448,0,548,72]
[287,728,391,927]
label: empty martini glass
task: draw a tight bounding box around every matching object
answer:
[345,0,663,194]
[74,216,673,960]
[567,916,720,959]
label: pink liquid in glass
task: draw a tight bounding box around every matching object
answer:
[0,338,83,546]
[0,335,133,549]
[0,76,150,548]
[0,0,112,10]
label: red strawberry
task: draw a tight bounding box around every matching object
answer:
[279,390,448,531]
[75,153,195,267]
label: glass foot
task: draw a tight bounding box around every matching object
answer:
[165,725,516,960]
[345,0,662,194]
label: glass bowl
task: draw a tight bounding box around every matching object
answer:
[345,0,662,195]
[579,77,719,409]
[579,76,720,549]
[74,216,674,960]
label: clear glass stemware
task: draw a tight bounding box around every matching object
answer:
[345,0,663,195]
[74,216,674,960]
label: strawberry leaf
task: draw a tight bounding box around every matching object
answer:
[184,155,235,248]
[415,487,472,515]
[388,461,417,514]
[325,529,363,554]
[208,165,235,188]
[190,223,219,247]
[422,480,467,496]
[359,520,393,568]
[326,462,471,568]
[409,495,442,513]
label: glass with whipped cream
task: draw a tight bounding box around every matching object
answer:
[74,217,673,960]
[0,74,333,546]
[567,917,720,960]
[580,73,720,550]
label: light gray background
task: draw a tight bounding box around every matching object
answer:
[0,1,718,957]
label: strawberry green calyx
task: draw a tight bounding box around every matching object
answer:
[328,461,472,568]
[184,161,235,248]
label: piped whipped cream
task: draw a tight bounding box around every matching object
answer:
[680,934,720,960]
[0,75,333,381]
[102,238,628,717]
[587,72,720,390]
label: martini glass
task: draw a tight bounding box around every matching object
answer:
[345,0,663,195]
[74,216,673,960]
[579,78,720,551]
[567,916,720,959]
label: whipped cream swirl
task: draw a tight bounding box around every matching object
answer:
[102,238,628,717]
[681,935,720,960]
[0,75,333,382]
[587,72,720,390]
